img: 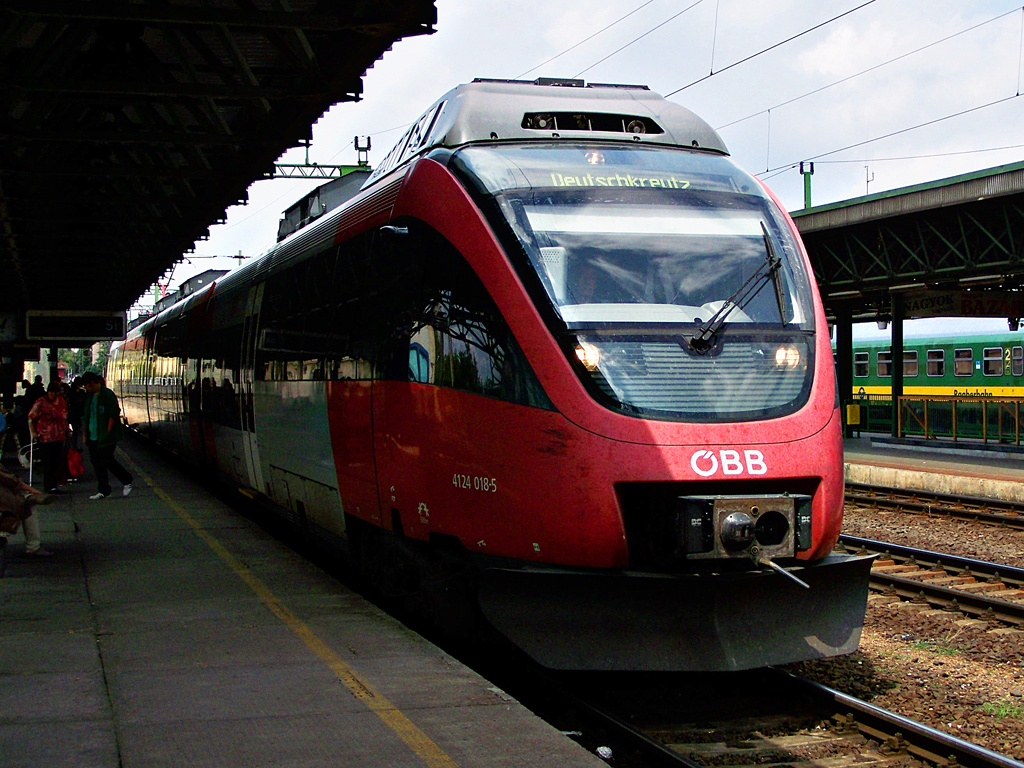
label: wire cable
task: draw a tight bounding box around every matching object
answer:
[574,1,704,78]
[716,6,1022,131]
[665,0,878,97]
[516,0,658,79]
[813,143,1024,164]
[757,92,1023,178]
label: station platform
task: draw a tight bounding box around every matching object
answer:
[0,439,604,768]
[845,435,1024,503]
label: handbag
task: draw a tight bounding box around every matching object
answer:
[67,446,84,479]
[18,442,40,469]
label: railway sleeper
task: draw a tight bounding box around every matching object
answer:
[956,581,1007,594]
[987,588,1024,600]
[873,564,922,574]
[921,576,977,587]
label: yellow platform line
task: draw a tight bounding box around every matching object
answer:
[125,458,459,768]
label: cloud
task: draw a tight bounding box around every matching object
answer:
[174,0,1024,306]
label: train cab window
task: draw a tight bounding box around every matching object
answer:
[983,347,1003,376]
[853,352,869,377]
[876,351,891,378]
[954,348,973,376]
[903,350,918,377]
[927,349,944,377]
[1013,346,1023,376]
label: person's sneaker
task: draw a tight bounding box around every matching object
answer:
[122,484,133,497]
[89,492,110,500]
[25,547,53,557]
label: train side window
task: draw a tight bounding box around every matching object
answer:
[926,349,944,377]
[409,342,430,383]
[1013,346,1023,377]
[983,347,1003,376]
[258,231,376,381]
[381,221,552,409]
[853,352,869,377]
[903,350,918,377]
[954,348,973,376]
[876,351,891,378]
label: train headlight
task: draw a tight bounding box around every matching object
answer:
[774,345,801,369]
[575,342,601,371]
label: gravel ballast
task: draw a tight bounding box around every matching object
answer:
[783,504,1024,761]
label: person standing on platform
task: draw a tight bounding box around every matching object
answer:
[25,375,45,407]
[67,377,86,450]
[0,465,55,557]
[27,382,69,493]
[81,372,133,500]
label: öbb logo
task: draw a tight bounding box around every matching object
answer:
[690,449,768,477]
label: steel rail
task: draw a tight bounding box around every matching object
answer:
[838,535,1024,625]
[547,665,1024,768]
[845,482,1024,529]
[780,672,1024,768]
[846,481,1024,512]
[840,535,1024,582]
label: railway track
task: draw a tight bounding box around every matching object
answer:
[525,667,1024,768]
[837,535,1024,626]
[845,482,1024,529]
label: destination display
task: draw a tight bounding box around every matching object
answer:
[901,290,1024,319]
[25,311,126,341]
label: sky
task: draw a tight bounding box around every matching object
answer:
[150,0,1024,339]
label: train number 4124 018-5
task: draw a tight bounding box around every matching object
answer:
[452,473,498,493]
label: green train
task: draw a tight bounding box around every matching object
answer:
[849,332,1024,398]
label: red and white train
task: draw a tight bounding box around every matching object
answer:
[110,78,871,671]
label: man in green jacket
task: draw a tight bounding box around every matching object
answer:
[81,372,133,500]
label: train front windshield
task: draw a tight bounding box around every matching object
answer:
[451,144,818,422]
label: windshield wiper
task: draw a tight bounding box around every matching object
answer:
[764,222,788,326]
[689,222,782,352]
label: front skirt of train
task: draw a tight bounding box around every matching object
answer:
[476,552,875,672]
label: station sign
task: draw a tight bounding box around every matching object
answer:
[25,310,126,342]
[901,290,1024,319]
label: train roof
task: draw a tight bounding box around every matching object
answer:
[127,80,730,338]
[364,78,729,187]
[851,332,1024,348]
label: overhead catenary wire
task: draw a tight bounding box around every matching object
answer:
[515,0,658,80]
[756,93,1024,181]
[813,142,1024,164]
[709,0,722,74]
[664,0,878,97]
[1017,4,1024,95]
[716,5,1023,132]
[573,1,704,78]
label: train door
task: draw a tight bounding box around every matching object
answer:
[239,282,265,493]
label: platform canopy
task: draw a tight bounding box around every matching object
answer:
[0,1,436,329]
[793,160,1024,324]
